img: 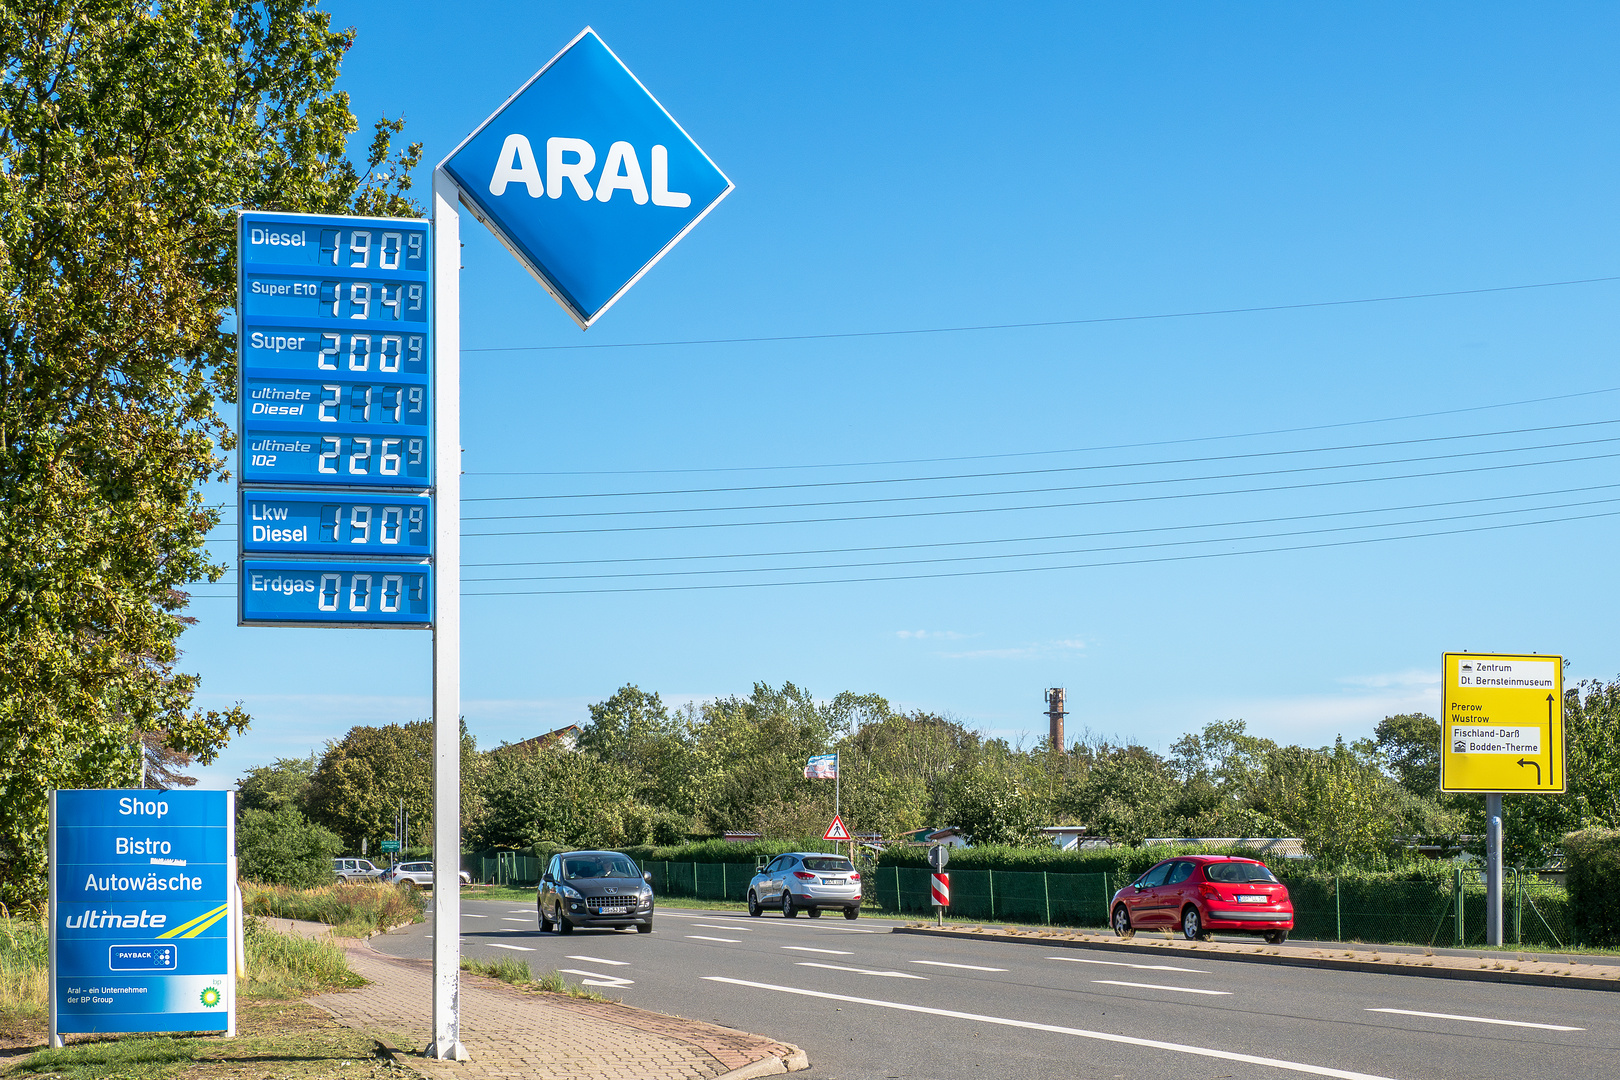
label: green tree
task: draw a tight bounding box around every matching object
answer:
[237,805,341,887]
[1064,745,1179,846]
[1373,713,1442,796]
[305,721,479,852]
[473,745,640,850]
[0,0,421,907]
[237,754,317,814]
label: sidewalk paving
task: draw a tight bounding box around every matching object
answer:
[269,920,806,1080]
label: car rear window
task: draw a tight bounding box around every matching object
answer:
[801,858,853,872]
[1204,861,1279,883]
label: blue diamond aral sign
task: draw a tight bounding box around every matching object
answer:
[441,27,733,328]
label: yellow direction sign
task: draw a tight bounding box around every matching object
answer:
[1441,653,1564,794]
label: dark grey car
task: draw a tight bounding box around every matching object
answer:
[537,850,654,934]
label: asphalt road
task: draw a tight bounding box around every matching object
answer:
[374,897,1619,1080]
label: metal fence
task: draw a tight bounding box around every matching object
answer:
[480,857,1575,948]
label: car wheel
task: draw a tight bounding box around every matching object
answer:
[1112,904,1134,939]
[1182,906,1210,942]
[844,907,859,921]
[781,891,797,918]
[636,920,653,934]
[557,907,574,935]
[807,907,823,919]
[539,904,553,932]
[1264,930,1289,945]
[748,890,762,918]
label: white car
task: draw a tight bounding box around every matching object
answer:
[333,857,382,882]
[381,860,471,888]
[747,852,862,919]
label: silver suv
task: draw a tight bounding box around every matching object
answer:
[747,852,861,919]
[333,857,381,882]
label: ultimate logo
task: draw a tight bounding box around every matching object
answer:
[200,987,222,1008]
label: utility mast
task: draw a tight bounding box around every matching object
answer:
[1044,688,1067,753]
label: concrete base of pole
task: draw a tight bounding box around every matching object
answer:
[1485,793,1503,946]
[425,1040,471,1061]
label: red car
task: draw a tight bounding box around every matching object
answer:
[1110,855,1293,944]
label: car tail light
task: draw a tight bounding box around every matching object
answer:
[793,871,817,880]
[850,872,860,881]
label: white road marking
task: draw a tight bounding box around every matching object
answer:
[703,978,1392,1080]
[560,968,634,988]
[911,960,1007,972]
[501,918,529,923]
[796,962,927,980]
[461,914,488,918]
[507,909,531,914]
[1092,979,1231,996]
[567,955,631,966]
[782,946,853,955]
[1367,1008,1584,1032]
[485,943,534,952]
[687,935,741,943]
[1048,956,1209,973]
[693,923,755,932]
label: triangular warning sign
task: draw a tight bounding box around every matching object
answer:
[823,815,851,841]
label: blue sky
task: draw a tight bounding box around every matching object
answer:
[185,3,1620,788]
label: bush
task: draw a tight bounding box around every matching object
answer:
[614,837,844,867]
[243,880,423,937]
[237,806,342,888]
[1564,828,1620,946]
[875,841,1281,879]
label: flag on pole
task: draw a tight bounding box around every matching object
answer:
[803,754,838,779]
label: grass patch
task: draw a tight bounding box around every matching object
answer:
[6,1000,406,1079]
[0,916,47,1026]
[243,881,423,938]
[241,918,365,1000]
[458,956,608,1001]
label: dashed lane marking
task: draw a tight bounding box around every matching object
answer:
[501,918,530,923]
[567,955,631,966]
[484,943,535,952]
[796,962,927,980]
[782,946,853,955]
[693,923,756,931]
[461,914,488,918]
[1092,979,1230,996]
[1047,955,1209,973]
[1367,1008,1583,1032]
[703,978,1392,1080]
[910,960,1007,972]
[687,935,741,943]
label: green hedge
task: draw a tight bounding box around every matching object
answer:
[610,837,843,866]
[875,842,1278,879]
[1564,828,1620,946]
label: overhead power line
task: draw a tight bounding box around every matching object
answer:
[465,384,1620,478]
[460,418,1620,503]
[462,274,1620,356]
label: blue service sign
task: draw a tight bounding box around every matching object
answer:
[240,559,431,627]
[441,27,733,327]
[52,790,232,1035]
[242,490,432,557]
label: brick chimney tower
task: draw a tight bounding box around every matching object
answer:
[1045,688,1067,753]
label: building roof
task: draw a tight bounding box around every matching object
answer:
[492,724,581,756]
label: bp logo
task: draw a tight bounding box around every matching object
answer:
[199,986,222,1008]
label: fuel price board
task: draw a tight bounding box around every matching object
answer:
[237,211,435,628]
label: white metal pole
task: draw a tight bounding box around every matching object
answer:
[427,169,468,1062]
[1485,793,1503,946]
[48,789,60,1049]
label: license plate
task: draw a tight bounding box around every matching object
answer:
[597,906,628,914]
[1235,895,1266,903]
[821,878,844,885]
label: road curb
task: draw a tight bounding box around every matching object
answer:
[890,926,1620,993]
[713,1044,810,1079]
